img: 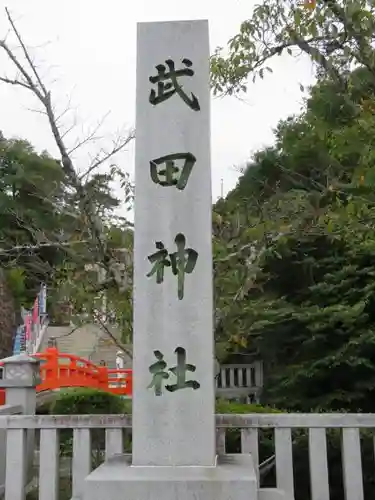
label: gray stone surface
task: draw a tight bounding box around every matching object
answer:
[83,18,262,500]
[84,454,258,500]
[132,19,215,467]
[0,355,40,494]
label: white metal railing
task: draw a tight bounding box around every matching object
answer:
[1,412,374,500]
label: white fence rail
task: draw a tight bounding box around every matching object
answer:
[0,354,374,500]
[0,405,23,497]
[0,413,373,500]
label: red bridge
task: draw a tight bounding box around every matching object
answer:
[0,347,133,405]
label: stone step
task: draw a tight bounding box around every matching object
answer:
[39,323,132,369]
[41,325,103,351]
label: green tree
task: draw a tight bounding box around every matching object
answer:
[0,131,134,350]
[0,132,130,306]
[211,0,375,95]
[213,67,375,411]
[0,133,71,304]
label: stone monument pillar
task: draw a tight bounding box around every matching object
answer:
[84,19,258,500]
[132,18,215,468]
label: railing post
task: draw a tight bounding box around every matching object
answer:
[254,361,263,403]
[98,366,108,390]
[127,370,133,396]
[47,337,57,348]
[0,353,41,483]
[39,347,59,391]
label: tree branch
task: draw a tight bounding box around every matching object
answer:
[81,130,135,180]
[92,311,133,360]
[0,239,89,256]
[0,7,134,291]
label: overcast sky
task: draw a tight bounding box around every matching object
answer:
[0,0,315,205]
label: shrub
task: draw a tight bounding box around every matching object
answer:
[215,399,281,415]
[50,387,130,414]
[49,388,131,464]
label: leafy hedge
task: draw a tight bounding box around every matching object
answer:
[215,399,281,414]
[50,387,131,415]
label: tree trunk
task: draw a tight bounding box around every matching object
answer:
[0,269,16,358]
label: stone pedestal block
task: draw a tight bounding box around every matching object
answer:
[84,454,258,500]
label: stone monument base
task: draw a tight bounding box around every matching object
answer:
[83,454,258,500]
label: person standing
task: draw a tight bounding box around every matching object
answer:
[116,350,124,378]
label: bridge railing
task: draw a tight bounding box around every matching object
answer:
[0,348,132,406]
[36,347,133,396]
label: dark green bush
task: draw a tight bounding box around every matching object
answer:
[215,399,281,415]
[51,387,130,414]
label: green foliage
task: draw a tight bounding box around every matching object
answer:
[249,234,375,411]
[0,130,134,337]
[0,135,68,306]
[215,399,281,414]
[211,0,375,96]
[213,64,375,411]
[4,267,26,304]
[50,387,130,415]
